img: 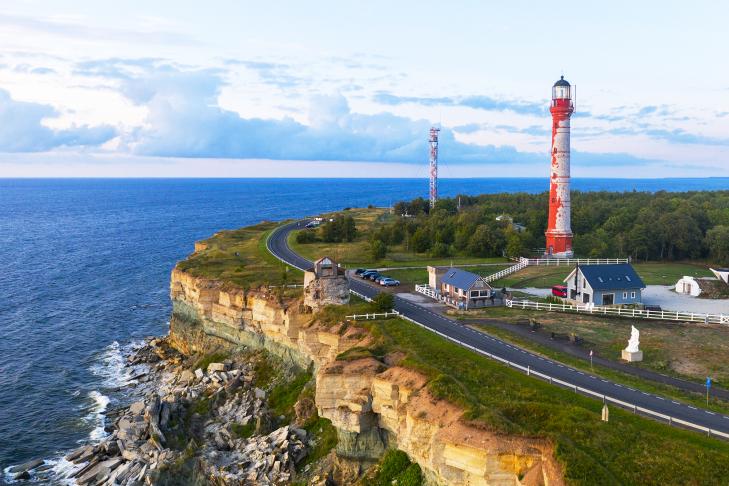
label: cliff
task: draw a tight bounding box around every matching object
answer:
[169,267,564,486]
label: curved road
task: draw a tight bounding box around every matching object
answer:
[268,220,729,437]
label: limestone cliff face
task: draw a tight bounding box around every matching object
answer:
[169,267,564,486]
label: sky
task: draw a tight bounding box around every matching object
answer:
[0,0,728,178]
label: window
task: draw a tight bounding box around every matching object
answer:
[631,291,636,299]
[623,292,628,299]
[471,291,479,297]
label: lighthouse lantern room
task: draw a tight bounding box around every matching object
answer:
[545,75,575,258]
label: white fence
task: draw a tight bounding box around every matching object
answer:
[346,311,400,320]
[483,258,529,283]
[349,289,373,302]
[523,257,629,266]
[394,311,729,440]
[415,284,438,299]
[506,299,729,325]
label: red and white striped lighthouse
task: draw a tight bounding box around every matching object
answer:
[545,75,574,258]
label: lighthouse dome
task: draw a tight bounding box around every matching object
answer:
[553,75,570,87]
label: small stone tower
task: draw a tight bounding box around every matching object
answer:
[303,256,350,311]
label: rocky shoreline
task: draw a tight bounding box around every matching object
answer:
[13,337,315,485]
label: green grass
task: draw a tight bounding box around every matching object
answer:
[191,351,229,372]
[468,322,729,415]
[269,371,312,420]
[370,449,422,486]
[176,221,303,291]
[231,421,256,439]
[384,264,513,286]
[493,261,714,289]
[300,416,338,468]
[355,315,729,485]
[456,305,729,385]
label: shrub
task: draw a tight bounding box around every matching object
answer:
[295,230,317,244]
[370,240,387,260]
[372,293,394,312]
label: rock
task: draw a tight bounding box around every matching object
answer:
[180,369,195,384]
[207,362,227,373]
[7,458,44,475]
[129,401,146,416]
[12,470,30,481]
[254,387,266,399]
[195,368,204,379]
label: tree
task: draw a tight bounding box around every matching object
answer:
[505,231,527,258]
[372,292,394,312]
[295,230,317,244]
[370,240,387,260]
[430,242,450,258]
[706,225,729,266]
[411,228,431,253]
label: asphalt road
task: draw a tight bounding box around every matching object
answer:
[267,220,729,436]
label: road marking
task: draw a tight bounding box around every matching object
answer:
[689,406,697,410]
[706,411,716,415]
[672,401,680,405]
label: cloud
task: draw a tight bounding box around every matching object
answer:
[100,62,541,164]
[373,91,545,115]
[0,89,116,152]
[0,13,200,46]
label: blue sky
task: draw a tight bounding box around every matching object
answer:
[0,0,727,177]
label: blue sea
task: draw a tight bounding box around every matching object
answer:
[1,177,727,482]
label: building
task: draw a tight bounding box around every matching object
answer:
[564,263,645,306]
[303,256,349,311]
[675,276,707,297]
[545,76,575,258]
[438,268,494,309]
[495,214,527,233]
[710,268,729,285]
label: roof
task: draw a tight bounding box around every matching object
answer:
[554,75,570,87]
[566,263,646,290]
[441,268,488,290]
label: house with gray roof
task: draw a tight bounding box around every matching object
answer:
[438,268,494,309]
[564,263,645,306]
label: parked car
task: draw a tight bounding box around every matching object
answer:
[551,285,568,298]
[374,275,388,284]
[380,278,400,287]
[361,270,379,279]
[367,272,382,281]
[354,268,367,276]
[304,221,320,228]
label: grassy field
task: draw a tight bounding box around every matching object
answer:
[288,207,509,268]
[175,221,303,290]
[328,308,729,485]
[382,264,513,286]
[492,261,714,289]
[468,322,729,415]
[457,306,729,384]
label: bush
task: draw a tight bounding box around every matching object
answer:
[372,293,394,312]
[295,230,317,244]
[373,450,422,486]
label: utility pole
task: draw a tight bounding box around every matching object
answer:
[429,127,440,209]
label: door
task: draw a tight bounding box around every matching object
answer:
[603,293,614,306]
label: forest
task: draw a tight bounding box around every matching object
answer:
[363,190,729,264]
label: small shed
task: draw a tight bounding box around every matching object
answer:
[675,276,704,297]
[439,268,493,309]
[303,256,349,311]
[564,263,645,306]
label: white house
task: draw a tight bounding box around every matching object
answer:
[564,263,645,306]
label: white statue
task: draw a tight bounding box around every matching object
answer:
[626,325,640,353]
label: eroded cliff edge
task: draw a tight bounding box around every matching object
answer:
[168,267,564,486]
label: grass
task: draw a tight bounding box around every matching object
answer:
[231,421,256,439]
[384,264,513,286]
[345,314,729,485]
[368,449,422,486]
[300,416,339,468]
[493,261,714,289]
[176,221,303,291]
[457,306,729,384]
[191,351,229,372]
[269,370,312,420]
[468,322,729,415]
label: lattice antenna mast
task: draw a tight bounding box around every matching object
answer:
[428,127,440,209]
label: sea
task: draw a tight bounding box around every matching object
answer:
[1,177,728,483]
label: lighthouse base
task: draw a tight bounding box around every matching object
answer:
[545,232,573,258]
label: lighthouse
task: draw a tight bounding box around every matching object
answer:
[545,75,574,258]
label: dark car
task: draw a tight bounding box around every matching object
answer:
[367,272,382,281]
[354,268,367,276]
[551,285,568,298]
[361,270,379,279]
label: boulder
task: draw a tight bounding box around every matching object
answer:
[8,458,44,474]
[129,401,146,416]
[208,362,227,373]
[195,368,204,379]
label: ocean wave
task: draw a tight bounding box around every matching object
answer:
[88,340,144,390]
[86,390,110,442]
